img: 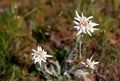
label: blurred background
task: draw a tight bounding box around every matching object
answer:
[0,0,120,81]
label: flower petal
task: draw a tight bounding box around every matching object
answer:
[75,10,81,19]
[81,62,86,65]
[32,49,37,52]
[94,62,99,64]
[87,16,93,20]
[90,55,94,61]
[76,30,82,36]
[82,27,86,33]
[41,58,46,62]
[38,46,42,51]
[46,54,52,57]
[81,12,84,18]
[74,17,80,21]
[74,26,80,30]
[87,30,92,36]
[90,22,99,27]
[74,21,79,25]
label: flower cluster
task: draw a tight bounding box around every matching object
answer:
[74,10,99,36]
[32,46,52,66]
[31,10,100,80]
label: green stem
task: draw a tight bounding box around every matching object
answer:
[62,34,83,73]
[78,34,84,59]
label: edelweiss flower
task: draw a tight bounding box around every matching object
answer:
[81,55,99,70]
[74,10,99,36]
[32,46,52,66]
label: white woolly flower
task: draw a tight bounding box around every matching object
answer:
[74,10,99,36]
[81,55,99,70]
[32,46,52,66]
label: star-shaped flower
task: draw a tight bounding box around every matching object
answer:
[32,46,52,66]
[81,55,99,70]
[74,10,99,36]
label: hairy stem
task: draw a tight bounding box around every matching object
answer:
[62,34,83,73]
[78,34,83,59]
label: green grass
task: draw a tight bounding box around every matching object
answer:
[0,0,120,81]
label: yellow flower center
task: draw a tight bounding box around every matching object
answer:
[37,51,45,59]
[79,18,91,28]
[86,59,94,69]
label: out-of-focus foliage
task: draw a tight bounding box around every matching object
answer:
[0,0,120,81]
